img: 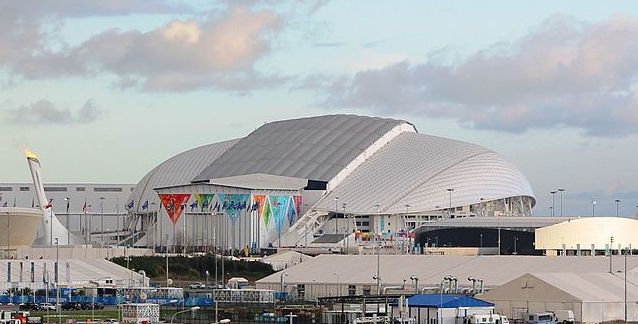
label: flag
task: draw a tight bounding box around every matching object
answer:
[66,198,69,210]
[83,200,87,213]
[158,194,191,224]
[44,198,53,209]
[13,197,16,207]
[126,200,134,210]
[31,198,34,208]
[142,200,149,210]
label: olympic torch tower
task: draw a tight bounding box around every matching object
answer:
[26,149,79,246]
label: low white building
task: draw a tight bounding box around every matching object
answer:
[535,217,638,256]
[255,254,638,301]
[480,272,638,323]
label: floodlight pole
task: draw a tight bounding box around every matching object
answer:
[615,199,621,217]
[446,189,454,218]
[557,188,565,217]
[99,197,105,245]
[550,191,557,217]
[334,197,339,234]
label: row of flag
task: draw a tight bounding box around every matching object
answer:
[134,193,302,232]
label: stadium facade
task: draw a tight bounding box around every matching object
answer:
[123,114,536,252]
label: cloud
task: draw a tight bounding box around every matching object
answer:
[0,1,192,77]
[0,1,292,91]
[6,99,103,125]
[321,15,638,137]
[73,6,283,91]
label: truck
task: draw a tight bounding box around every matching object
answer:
[551,310,574,324]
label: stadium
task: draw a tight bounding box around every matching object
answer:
[123,114,536,252]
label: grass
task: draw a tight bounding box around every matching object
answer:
[110,255,275,284]
[30,308,192,321]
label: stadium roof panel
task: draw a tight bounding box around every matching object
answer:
[314,132,535,214]
[192,114,414,183]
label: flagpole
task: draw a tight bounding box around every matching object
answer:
[183,203,187,256]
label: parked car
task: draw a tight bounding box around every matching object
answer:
[90,302,104,310]
[61,302,82,311]
[39,303,56,311]
[19,303,41,311]
[188,282,206,289]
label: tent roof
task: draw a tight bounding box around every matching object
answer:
[393,294,494,308]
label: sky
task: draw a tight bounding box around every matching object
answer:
[1,0,638,217]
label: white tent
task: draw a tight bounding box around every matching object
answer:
[480,272,638,323]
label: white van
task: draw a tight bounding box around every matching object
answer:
[525,312,556,324]
[465,314,510,324]
[551,310,574,324]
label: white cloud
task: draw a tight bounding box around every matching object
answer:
[6,99,103,125]
[322,14,638,137]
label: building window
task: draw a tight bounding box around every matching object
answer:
[20,187,30,192]
[362,287,371,296]
[76,187,85,192]
[44,187,67,192]
[0,187,13,192]
[93,187,122,192]
[297,284,305,300]
[348,285,356,296]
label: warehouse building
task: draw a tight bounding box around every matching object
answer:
[535,217,638,256]
[480,272,638,322]
[255,254,638,301]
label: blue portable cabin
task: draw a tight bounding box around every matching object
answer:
[391,294,495,324]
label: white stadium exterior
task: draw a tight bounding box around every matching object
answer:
[123,114,536,251]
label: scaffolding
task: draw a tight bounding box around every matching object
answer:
[120,303,160,324]
[212,289,275,304]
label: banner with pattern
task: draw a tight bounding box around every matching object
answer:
[194,193,215,211]
[159,193,191,224]
[270,195,289,234]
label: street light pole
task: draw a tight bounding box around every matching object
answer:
[99,197,105,245]
[557,188,565,217]
[343,203,348,254]
[55,237,60,324]
[170,306,200,324]
[592,201,597,217]
[405,204,410,254]
[63,198,70,245]
[446,189,454,218]
[334,197,339,234]
[615,199,621,217]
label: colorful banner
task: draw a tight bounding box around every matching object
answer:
[253,195,266,217]
[287,197,296,226]
[293,195,302,217]
[263,197,272,229]
[222,194,250,219]
[270,195,289,233]
[194,193,215,211]
[159,193,191,225]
